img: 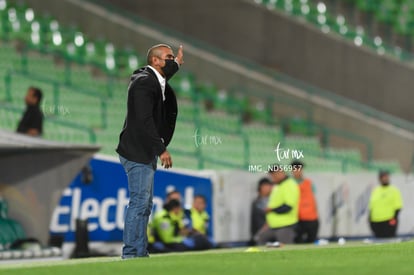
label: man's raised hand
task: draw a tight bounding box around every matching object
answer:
[175,45,184,66]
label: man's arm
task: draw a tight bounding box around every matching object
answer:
[267,204,293,214]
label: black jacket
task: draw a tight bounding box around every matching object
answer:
[116,67,178,164]
[17,105,43,135]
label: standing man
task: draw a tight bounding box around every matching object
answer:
[290,160,319,243]
[16,86,43,136]
[116,44,184,259]
[369,170,403,238]
[257,165,300,244]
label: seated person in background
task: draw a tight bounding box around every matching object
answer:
[148,191,184,253]
[250,178,273,245]
[165,190,187,236]
[165,190,182,203]
[153,199,211,252]
[185,195,210,236]
[16,86,43,136]
[257,166,300,245]
[147,220,168,254]
[184,195,214,249]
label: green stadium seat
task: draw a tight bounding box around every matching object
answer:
[0,219,17,247]
[374,0,400,25]
[356,0,377,14]
[24,52,66,82]
[167,152,200,170]
[285,117,318,136]
[368,160,401,173]
[0,0,8,40]
[324,148,362,163]
[178,101,199,122]
[0,198,26,248]
[7,219,26,240]
[114,48,141,78]
[196,82,218,107]
[0,198,8,219]
[169,72,196,100]
[0,107,20,130]
[3,2,32,42]
[393,13,414,36]
[0,42,20,75]
[64,31,89,64]
[284,136,322,156]
[243,124,282,167]
[249,101,273,125]
[168,120,198,150]
[199,110,241,132]
[200,131,247,169]
[308,157,344,172]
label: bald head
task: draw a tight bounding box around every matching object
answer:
[147,44,172,65]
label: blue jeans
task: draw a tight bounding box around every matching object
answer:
[119,155,157,258]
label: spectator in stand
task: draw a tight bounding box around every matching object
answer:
[16,86,43,136]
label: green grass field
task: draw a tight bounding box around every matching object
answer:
[1,241,413,275]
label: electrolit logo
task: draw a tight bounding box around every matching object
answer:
[50,187,129,233]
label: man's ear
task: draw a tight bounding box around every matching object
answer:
[151,56,159,67]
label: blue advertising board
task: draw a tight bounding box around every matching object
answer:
[49,157,213,242]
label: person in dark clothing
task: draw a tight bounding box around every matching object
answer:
[250,178,273,244]
[116,44,184,259]
[16,86,43,136]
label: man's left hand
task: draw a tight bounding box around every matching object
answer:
[175,45,184,65]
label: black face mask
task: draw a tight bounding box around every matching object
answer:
[161,59,179,80]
